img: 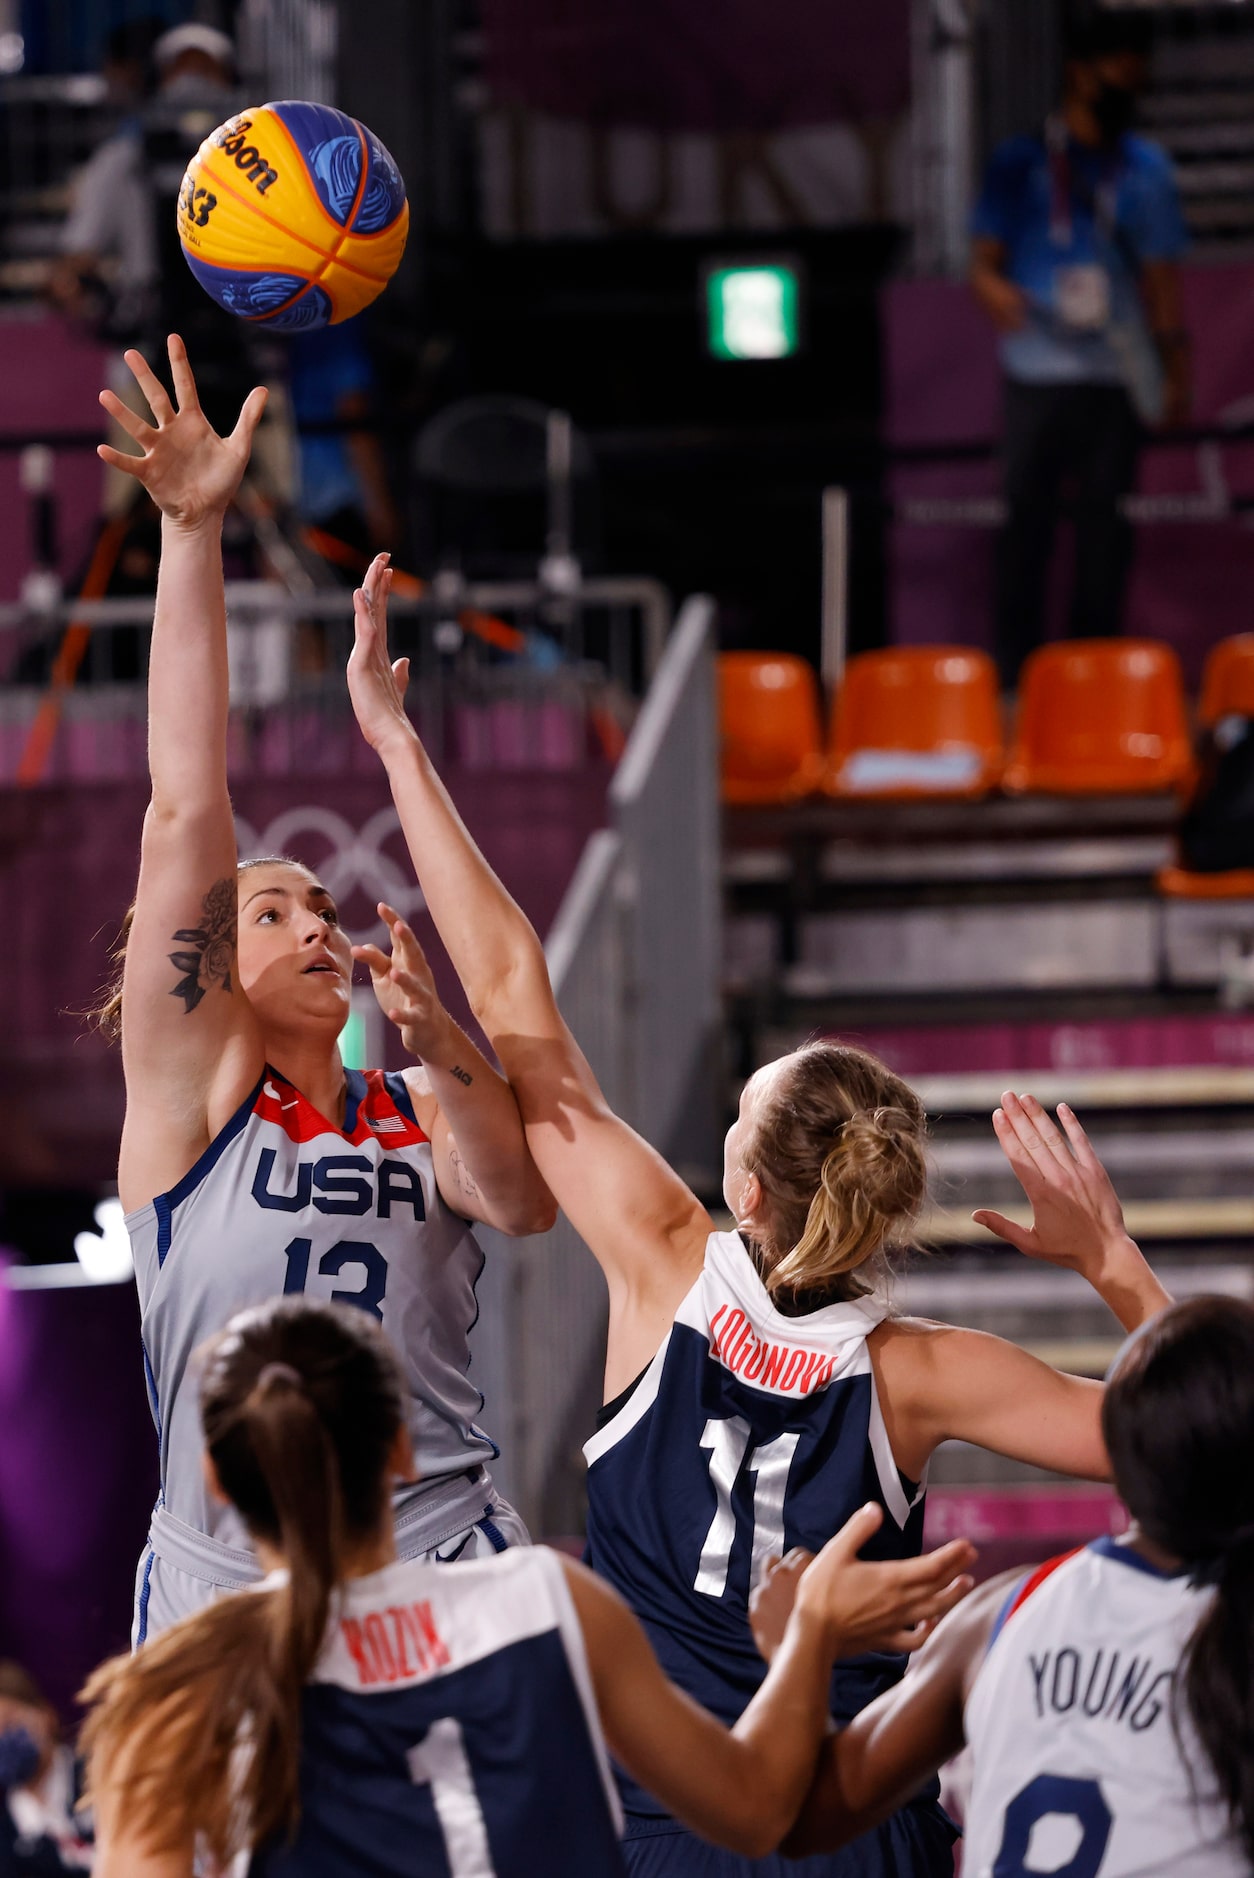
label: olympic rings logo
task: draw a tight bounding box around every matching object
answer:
[232,805,426,942]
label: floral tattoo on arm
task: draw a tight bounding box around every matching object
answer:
[168,878,238,1015]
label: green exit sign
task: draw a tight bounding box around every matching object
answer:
[705,261,801,361]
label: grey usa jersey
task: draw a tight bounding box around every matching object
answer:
[127,1065,499,1558]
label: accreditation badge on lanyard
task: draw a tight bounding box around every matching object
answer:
[1045,115,1119,332]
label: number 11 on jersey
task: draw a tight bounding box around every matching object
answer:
[695,1416,800,1598]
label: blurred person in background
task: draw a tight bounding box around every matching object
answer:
[49,23,254,463]
[0,1664,92,1875]
[290,321,403,572]
[970,9,1190,689]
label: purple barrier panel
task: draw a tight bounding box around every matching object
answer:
[831,1011,1254,1079]
[0,1269,158,1723]
[925,1485,1127,1585]
[0,317,108,606]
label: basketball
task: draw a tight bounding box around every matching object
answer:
[176,100,408,331]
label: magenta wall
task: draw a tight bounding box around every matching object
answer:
[883,263,1254,684]
[0,319,107,610]
[0,1269,157,1722]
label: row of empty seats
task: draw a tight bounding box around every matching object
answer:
[721,634,1254,807]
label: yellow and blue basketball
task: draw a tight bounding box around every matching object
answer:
[177,101,408,330]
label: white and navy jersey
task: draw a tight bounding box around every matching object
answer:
[963,1537,1247,1878]
[251,1547,627,1878]
[584,1229,926,1825]
[128,1067,497,1557]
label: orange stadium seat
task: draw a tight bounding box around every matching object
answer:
[825,645,1003,799]
[1156,864,1254,898]
[718,652,825,804]
[1199,634,1254,727]
[1003,639,1194,796]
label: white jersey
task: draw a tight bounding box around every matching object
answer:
[963,1537,1248,1878]
[127,1066,514,1628]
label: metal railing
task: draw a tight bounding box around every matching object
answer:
[0,575,673,784]
[472,595,720,1534]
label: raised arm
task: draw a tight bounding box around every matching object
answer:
[104,338,268,1213]
[779,1571,1009,1857]
[872,1092,1170,1483]
[352,904,556,1236]
[346,556,711,1373]
[565,1504,977,1856]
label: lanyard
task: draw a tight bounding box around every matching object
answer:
[1045,115,1121,247]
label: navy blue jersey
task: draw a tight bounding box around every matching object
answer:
[252,1548,626,1877]
[584,1231,927,1826]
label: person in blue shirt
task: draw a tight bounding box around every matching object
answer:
[970,9,1190,687]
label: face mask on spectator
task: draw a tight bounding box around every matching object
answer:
[0,1725,42,1789]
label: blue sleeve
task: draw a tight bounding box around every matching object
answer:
[1126,140,1189,262]
[971,139,1033,245]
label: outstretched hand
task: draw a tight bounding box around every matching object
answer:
[968,1089,1133,1277]
[973,1091,1133,1275]
[347,553,415,756]
[751,1504,976,1664]
[351,900,451,1062]
[96,334,266,528]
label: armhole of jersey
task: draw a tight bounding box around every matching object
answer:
[583,1331,671,1466]
[542,1551,626,1836]
[866,1367,927,1530]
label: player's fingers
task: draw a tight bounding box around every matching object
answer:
[826,1502,884,1561]
[350,942,391,977]
[1001,1091,1071,1175]
[98,389,156,445]
[165,332,201,413]
[971,1209,1035,1255]
[901,1538,977,1586]
[1056,1101,1104,1178]
[1012,1092,1074,1172]
[96,443,146,475]
[122,347,175,424]
[392,656,411,700]
[231,384,268,449]
[990,1107,1040,1187]
[362,551,391,607]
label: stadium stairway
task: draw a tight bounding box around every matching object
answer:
[721,792,1254,1573]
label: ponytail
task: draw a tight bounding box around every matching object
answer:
[81,1298,404,1866]
[1180,1538,1254,1864]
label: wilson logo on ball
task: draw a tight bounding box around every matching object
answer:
[177,100,408,330]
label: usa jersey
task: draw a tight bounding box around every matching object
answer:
[252,1546,627,1878]
[963,1538,1245,1878]
[128,1067,499,1562]
[584,1230,926,1826]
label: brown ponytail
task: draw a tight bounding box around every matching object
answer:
[80,1298,405,1866]
[743,1042,928,1306]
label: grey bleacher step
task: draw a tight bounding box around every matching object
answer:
[920,1196,1254,1248]
[928,1125,1254,1206]
[913,1065,1254,1115]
